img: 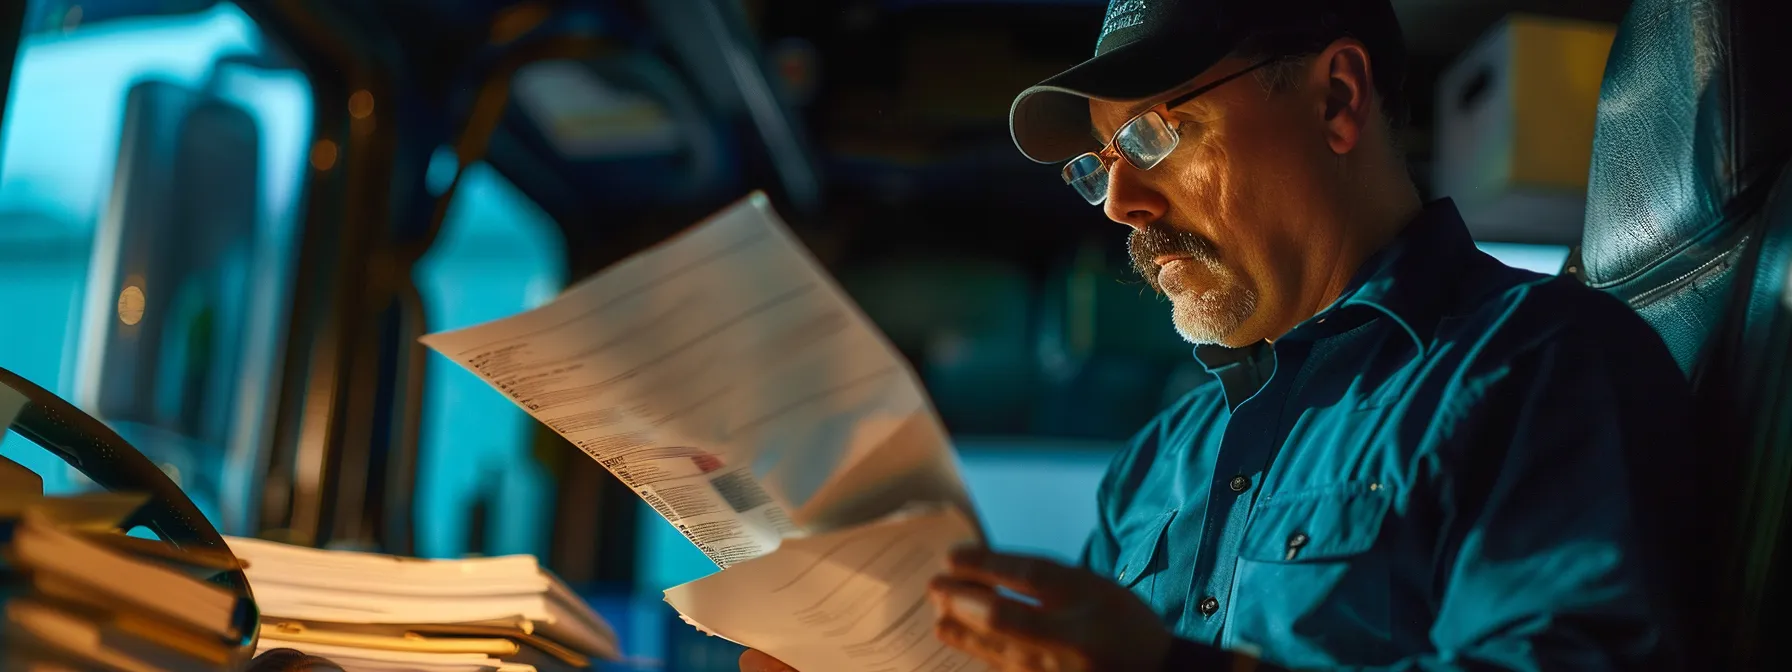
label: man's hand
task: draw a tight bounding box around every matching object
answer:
[736,548,1186,672]
[927,547,1174,671]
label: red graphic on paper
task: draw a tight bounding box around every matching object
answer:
[691,453,725,474]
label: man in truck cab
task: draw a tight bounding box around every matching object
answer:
[745,0,1698,670]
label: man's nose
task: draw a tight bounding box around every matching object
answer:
[1102,159,1166,231]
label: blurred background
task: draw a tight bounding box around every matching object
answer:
[0,0,1627,668]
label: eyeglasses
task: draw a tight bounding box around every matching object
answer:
[1062,58,1282,206]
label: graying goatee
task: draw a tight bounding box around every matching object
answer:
[1128,221,1217,292]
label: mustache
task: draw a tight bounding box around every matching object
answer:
[1128,220,1217,291]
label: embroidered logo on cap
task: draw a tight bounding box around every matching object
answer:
[1099,0,1151,45]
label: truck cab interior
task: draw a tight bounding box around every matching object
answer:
[0,0,1787,669]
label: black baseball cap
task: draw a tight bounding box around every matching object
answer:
[1010,0,1407,164]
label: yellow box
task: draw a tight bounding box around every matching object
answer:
[1432,15,1616,244]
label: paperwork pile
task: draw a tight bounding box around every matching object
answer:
[228,537,619,672]
[0,451,253,671]
[421,193,992,672]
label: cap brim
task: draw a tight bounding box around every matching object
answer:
[1010,36,1235,164]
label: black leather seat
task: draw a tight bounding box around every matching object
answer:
[1579,0,1792,667]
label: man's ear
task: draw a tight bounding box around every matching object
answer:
[1313,38,1375,156]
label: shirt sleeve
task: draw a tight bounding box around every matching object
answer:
[1081,397,1187,577]
[1081,497,1122,577]
[1080,423,1145,577]
[1316,324,1696,671]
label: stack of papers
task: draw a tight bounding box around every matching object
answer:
[227,537,620,672]
[420,193,993,671]
[0,451,254,671]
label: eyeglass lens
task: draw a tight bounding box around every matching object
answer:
[1064,154,1108,204]
[1116,111,1178,170]
[1061,111,1181,205]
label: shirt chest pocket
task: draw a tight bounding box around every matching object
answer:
[1113,510,1176,604]
[1228,484,1395,666]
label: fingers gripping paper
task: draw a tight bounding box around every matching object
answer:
[666,507,989,672]
[421,194,986,670]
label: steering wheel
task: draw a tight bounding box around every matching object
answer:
[0,365,257,646]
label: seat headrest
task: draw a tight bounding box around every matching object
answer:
[1583,0,1792,287]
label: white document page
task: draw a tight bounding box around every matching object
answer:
[419,192,975,566]
[665,507,991,672]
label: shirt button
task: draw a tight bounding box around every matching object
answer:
[1198,596,1220,616]
[1286,532,1310,560]
[1228,475,1250,493]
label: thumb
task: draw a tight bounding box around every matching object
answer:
[739,649,798,672]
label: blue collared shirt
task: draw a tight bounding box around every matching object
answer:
[1084,200,1696,670]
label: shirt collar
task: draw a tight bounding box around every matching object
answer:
[1191,198,1476,375]
[1319,198,1477,351]
[1194,340,1276,411]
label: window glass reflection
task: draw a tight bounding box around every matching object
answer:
[0,4,311,532]
[1475,242,1572,274]
[416,157,567,560]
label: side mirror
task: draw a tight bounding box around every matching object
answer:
[73,80,263,527]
